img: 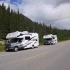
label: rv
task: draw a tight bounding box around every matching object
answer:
[5,31,39,52]
[43,34,57,45]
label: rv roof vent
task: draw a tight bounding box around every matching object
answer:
[23,31,28,34]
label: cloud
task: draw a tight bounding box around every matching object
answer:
[53,18,70,29]
[5,0,10,3]
[20,2,70,28]
[41,0,70,6]
[0,0,70,29]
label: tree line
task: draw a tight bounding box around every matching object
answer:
[0,3,70,43]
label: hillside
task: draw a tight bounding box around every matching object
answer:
[0,3,70,43]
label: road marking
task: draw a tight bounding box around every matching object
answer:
[0,51,24,57]
[11,51,48,66]
[0,53,14,57]
[0,51,48,70]
[23,51,48,61]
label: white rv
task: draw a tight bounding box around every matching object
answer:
[43,34,57,45]
[5,31,39,52]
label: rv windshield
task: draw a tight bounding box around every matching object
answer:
[44,38,52,41]
[9,38,23,43]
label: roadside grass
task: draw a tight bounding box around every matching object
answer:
[0,43,5,52]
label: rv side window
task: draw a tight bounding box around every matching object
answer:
[33,39,37,41]
[25,36,30,40]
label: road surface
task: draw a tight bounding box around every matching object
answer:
[0,40,70,70]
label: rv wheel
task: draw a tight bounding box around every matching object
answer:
[14,47,18,52]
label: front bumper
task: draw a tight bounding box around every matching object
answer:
[5,46,14,51]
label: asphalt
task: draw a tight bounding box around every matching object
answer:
[0,40,70,70]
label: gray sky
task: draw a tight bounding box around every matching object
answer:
[0,0,70,29]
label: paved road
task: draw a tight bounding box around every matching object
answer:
[0,40,70,70]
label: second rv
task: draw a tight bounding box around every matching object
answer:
[43,34,57,45]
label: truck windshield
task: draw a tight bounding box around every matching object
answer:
[44,38,52,41]
[9,38,23,43]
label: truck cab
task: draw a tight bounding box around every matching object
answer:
[5,38,24,52]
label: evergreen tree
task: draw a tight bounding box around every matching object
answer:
[0,3,70,43]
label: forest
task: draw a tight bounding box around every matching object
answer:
[0,3,70,44]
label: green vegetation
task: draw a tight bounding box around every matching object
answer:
[0,43,4,52]
[0,3,70,52]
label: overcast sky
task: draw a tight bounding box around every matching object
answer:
[0,0,70,29]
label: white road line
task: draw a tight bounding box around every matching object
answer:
[0,51,23,57]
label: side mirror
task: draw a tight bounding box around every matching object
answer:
[8,41,9,43]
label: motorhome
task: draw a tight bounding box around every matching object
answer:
[5,31,39,52]
[43,34,57,45]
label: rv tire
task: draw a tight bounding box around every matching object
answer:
[14,47,18,52]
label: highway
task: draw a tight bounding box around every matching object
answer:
[0,40,70,70]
